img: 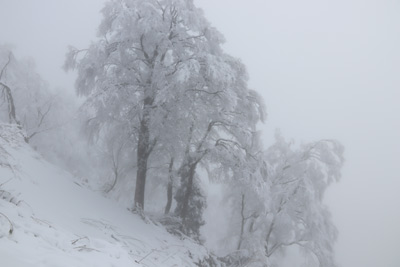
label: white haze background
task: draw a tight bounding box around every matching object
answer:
[0,0,399,266]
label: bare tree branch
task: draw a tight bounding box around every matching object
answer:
[0,52,12,80]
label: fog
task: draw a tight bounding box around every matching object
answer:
[1,0,399,266]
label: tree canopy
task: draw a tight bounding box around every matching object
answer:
[62,0,344,265]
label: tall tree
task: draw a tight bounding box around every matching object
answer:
[262,134,343,266]
[222,132,344,266]
[65,0,265,212]
[65,0,223,210]
[169,53,265,237]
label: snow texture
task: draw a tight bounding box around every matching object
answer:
[0,124,215,266]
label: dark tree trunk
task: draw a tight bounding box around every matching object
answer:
[238,194,245,250]
[180,162,197,222]
[174,155,206,237]
[1,83,17,124]
[0,53,17,125]
[164,157,174,214]
[0,53,28,143]
[134,126,149,210]
[0,82,27,143]
[134,95,154,210]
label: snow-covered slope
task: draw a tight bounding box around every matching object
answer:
[0,124,217,267]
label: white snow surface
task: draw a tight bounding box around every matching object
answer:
[0,124,213,267]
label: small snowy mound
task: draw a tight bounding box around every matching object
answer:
[0,124,217,267]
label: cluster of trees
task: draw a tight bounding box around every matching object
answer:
[1,0,344,266]
[64,0,265,238]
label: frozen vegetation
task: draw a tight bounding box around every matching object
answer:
[0,124,218,266]
[0,0,344,266]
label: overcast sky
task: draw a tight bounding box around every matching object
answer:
[1,0,399,266]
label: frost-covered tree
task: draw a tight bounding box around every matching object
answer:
[222,132,344,266]
[65,0,226,210]
[170,56,265,238]
[212,131,267,264]
[0,45,55,143]
[263,134,343,266]
[65,0,265,214]
[163,46,265,236]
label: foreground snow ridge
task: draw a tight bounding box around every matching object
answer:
[0,124,215,267]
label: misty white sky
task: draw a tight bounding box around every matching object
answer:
[1,0,399,266]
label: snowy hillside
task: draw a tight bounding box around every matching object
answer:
[0,124,217,267]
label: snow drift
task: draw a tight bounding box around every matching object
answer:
[0,124,218,267]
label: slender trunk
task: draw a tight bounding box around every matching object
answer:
[134,95,154,210]
[0,82,28,143]
[134,134,149,210]
[237,194,246,251]
[0,54,18,126]
[265,218,276,257]
[106,165,118,194]
[0,82,18,125]
[164,157,174,214]
[180,162,197,222]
